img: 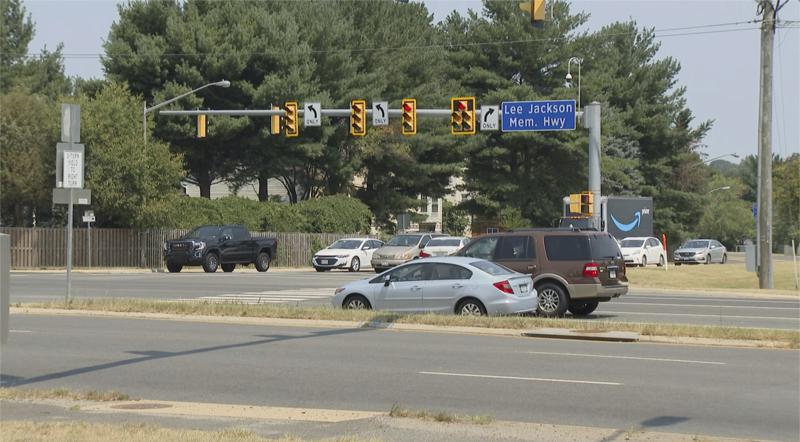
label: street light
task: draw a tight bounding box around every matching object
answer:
[142,80,231,145]
[565,57,582,110]
[692,153,740,168]
[707,186,731,195]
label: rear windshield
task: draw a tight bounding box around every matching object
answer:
[620,239,644,248]
[428,239,462,247]
[590,234,622,259]
[470,260,515,275]
[682,240,709,249]
[544,236,591,261]
[386,235,422,247]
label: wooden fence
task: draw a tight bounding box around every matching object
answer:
[0,227,363,269]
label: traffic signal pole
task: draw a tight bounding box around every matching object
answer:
[583,102,602,231]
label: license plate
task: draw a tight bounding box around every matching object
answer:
[381,261,388,267]
[519,284,528,293]
[610,270,616,279]
[324,260,332,265]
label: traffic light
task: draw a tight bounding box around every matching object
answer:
[284,101,298,137]
[197,114,207,138]
[519,0,546,27]
[569,193,581,215]
[580,192,594,216]
[270,105,280,135]
[401,98,416,136]
[450,97,476,135]
[350,99,366,136]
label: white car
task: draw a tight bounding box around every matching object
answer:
[331,257,537,316]
[619,237,666,267]
[312,238,384,272]
[418,236,469,258]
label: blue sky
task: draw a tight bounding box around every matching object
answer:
[23,0,799,162]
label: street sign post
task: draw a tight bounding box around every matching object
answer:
[304,102,320,127]
[83,210,95,268]
[501,99,576,132]
[372,101,388,126]
[480,105,499,131]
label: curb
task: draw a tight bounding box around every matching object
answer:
[521,328,639,342]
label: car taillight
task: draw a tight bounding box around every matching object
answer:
[582,262,599,278]
[493,280,514,294]
[419,251,430,258]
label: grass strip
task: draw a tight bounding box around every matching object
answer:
[389,404,494,425]
[19,298,800,348]
[0,388,130,402]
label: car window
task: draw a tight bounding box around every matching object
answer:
[420,235,431,247]
[494,236,534,260]
[683,240,709,249]
[427,239,463,247]
[231,227,249,240]
[620,239,644,248]
[182,226,220,239]
[429,263,472,280]
[329,239,362,249]
[590,234,621,259]
[221,227,235,239]
[390,263,428,282]
[470,260,515,275]
[372,240,383,249]
[386,235,422,247]
[544,236,591,261]
[461,237,499,260]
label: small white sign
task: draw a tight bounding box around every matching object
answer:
[82,215,95,223]
[63,151,83,188]
[304,102,321,127]
[373,101,388,126]
[480,105,499,131]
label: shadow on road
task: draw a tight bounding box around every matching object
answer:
[601,416,691,441]
[2,327,372,387]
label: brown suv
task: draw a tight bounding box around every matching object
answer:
[456,229,628,317]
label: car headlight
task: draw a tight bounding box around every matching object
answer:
[163,242,168,251]
[334,287,345,294]
[336,255,349,258]
[695,252,704,256]
[194,241,206,250]
[401,251,412,260]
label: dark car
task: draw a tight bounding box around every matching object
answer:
[163,225,278,273]
[456,229,628,317]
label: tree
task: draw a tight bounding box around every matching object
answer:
[443,200,469,236]
[773,154,799,249]
[0,0,33,92]
[697,176,754,249]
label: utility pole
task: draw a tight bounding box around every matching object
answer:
[756,0,783,289]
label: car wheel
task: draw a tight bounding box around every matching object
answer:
[202,253,219,273]
[657,255,665,267]
[705,254,711,265]
[536,282,569,317]
[640,255,647,267]
[721,253,727,264]
[166,262,182,273]
[568,300,599,316]
[349,257,360,272]
[675,262,682,266]
[456,298,487,316]
[255,252,271,272]
[343,294,371,310]
[221,264,236,273]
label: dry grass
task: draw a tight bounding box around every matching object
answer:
[20,298,800,348]
[389,404,494,425]
[0,388,130,402]
[627,261,799,293]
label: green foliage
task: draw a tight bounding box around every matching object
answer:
[296,194,372,234]
[443,200,469,236]
[697,176,754,249]
[773,155,799,249]
[499,207,531,230]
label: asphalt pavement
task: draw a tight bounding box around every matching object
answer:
[11,270,799,330]
[1,314,798,441]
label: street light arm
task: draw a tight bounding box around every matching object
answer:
[145,80,229,114]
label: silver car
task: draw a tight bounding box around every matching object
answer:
[371,233,444,273]
[332,257,537,316]
[673,239,728,265]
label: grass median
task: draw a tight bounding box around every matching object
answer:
[626,261,799,293]
[19,298,800,348]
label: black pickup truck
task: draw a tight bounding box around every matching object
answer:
[163,225,278,273]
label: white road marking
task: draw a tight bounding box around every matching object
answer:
[9,330,33,333]
[173,288,335,305]
[418,371,622,386]
[629,295,799,305]
[600,310,799,321]
[617,302,799,310]
[522,351,725,365]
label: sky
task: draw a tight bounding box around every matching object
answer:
[23,0,800,163]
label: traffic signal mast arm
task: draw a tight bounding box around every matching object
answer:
[161,107,585,119]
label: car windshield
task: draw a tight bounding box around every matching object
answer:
[470,260,514,275]
[328,240,362,250]
[386,235,421,247]
[182,226,220,239]
[682,240,709,249]
[427,239,462,247]
[620,239,644,248]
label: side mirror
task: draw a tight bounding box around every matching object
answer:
[419,243,426,249]
[383,274,392,287]
[362,245,369,250]
[222,234,231,242]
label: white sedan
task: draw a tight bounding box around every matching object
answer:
[619,237,666,267]
[312,238,383,272]
[331,257,537,316]
[419,236,469,258]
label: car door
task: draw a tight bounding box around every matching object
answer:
[365,240,381,265]
[493,235,537,275]
[423,263,473,313]
[647,238,661,263]
[219,226,238,263]
[233,226,254,262]
[374,263,428,311]
[712,241,724,262]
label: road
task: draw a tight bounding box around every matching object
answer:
[11,270,799,330]
[1,314,798,441]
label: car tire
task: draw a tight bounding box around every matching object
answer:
[202,253,219,273]
[255,252,271,272]
[641,255,647,267]
[536,282,569,317]
[721,253,727,264]
[705,254,711,265]
[221,264,236,273]
[166,262,182,273]
[349,257,360,272]
[675,262,682,266]
[568,300,599,316]
[456,298,487,316]
[343,294,371,310]
[315,267,328,272]
[657,255,665,267]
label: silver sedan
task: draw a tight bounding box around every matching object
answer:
[331,257,537,316]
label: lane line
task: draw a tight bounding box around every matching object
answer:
[418,371,622,386]
[9,330,33,333]
[600,310,800,321]
[522,351,725,365]
[616,302,799,311]
[629,295,799,305]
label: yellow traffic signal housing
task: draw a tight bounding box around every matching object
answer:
[519,0,546,27]
[450,97,476,135]
[284,102,298,137]
[270,105,280,135]
[401,98,416,136]
[580,192,594,216]
[197,114,207,138]
[350,99,366,136]
[569,193,581,214]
